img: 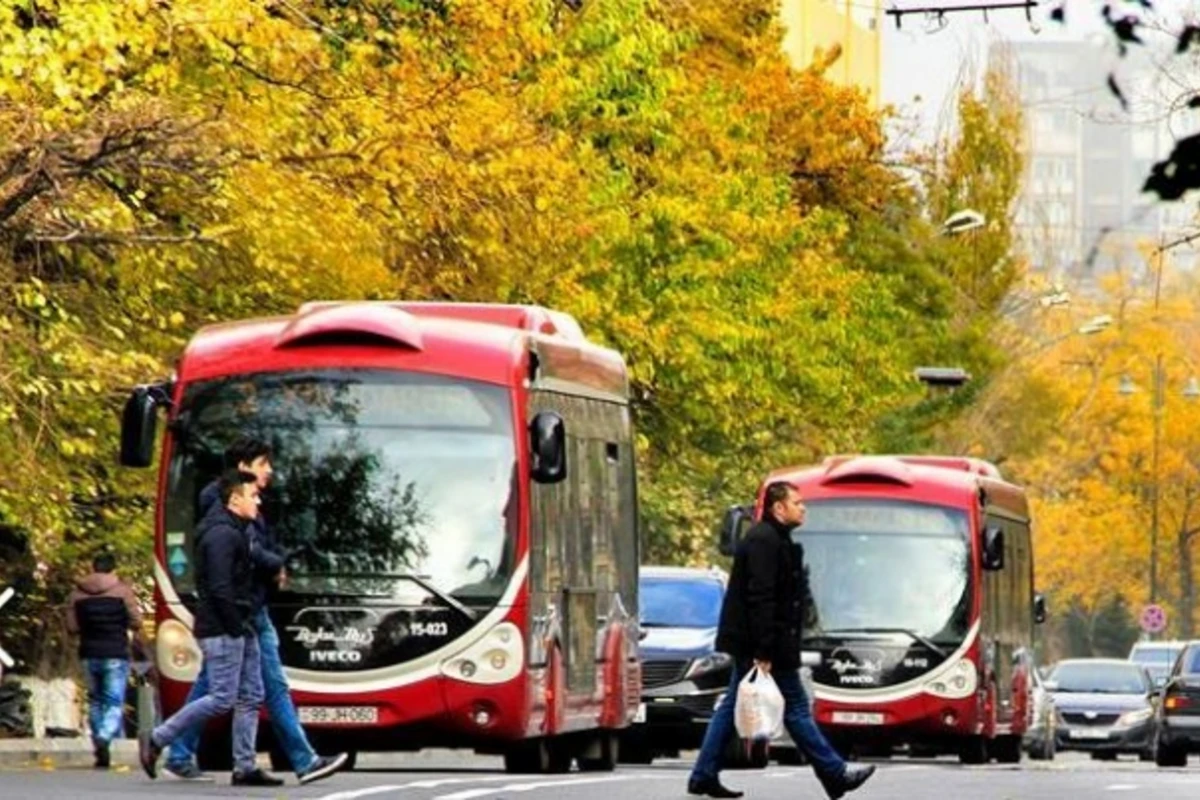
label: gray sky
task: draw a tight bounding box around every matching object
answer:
[881,0,1199,148]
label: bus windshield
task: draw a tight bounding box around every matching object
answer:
[163,369,517,603]
[797,499,972,646]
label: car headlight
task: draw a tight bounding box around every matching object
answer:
[156,618,203,682]
[924,658,978,700]
[685,652,732,680]
[1116,708,1153,728]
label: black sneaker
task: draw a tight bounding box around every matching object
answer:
[93,741,110,770]
[162,761,215,782]
[298,753,350,785]
[138,732,161,780]
[687,777,745,798]
[231,768,285,787]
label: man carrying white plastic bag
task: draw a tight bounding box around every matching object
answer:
[688,482,875,799]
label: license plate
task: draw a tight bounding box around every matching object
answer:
[1069,728,1110,740]
[298,706,378,725]
[831,711,885,725]
[633,703,647,724]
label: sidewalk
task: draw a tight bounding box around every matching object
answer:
[0,739,138,769]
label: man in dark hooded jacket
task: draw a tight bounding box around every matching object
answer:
[67,552,146,768]
[687,482,876,799]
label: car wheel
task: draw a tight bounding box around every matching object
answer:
[1155,743,1187,768]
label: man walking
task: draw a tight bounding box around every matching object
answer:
[688,482,876,799]
[67,552,146,769]
[162,436,346,785]
[139,469,282,786]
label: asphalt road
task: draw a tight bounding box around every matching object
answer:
[3,751,1200,799]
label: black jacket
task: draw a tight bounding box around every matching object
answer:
[199,480,285,615]
[715,517,812,670]
[66,572,143,660]
[193,503,255,639]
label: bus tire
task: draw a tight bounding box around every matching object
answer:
[504,738,571,774]
[196,731,234,772]
[992,735,1022,764]
[958,736,988,765]
[577,732,619,772]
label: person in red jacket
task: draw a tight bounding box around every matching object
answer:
[67,552,145,769]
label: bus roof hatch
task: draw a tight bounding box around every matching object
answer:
[276,303,425,350]
[819,456,915,487]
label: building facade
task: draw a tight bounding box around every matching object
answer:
[780,0,883,106]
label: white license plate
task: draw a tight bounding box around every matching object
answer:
[1069,728,1110,740]
[831,711,885,725]
[298,706,378,725]
[633,703,647,724]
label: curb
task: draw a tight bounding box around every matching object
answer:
[0,739,138,769]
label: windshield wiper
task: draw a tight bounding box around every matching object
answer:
[296,571,479,622]
[813,627,948,659]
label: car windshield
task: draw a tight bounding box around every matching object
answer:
[640,577,724,629]
[163,369,517,602]
[1050,662,1149,694]
[796,499,972,645]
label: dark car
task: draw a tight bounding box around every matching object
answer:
[620,566,730,764]
[1153,640,1200,767]
[1047,658,1156,760]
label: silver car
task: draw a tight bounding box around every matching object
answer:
[1024,665,1058,760]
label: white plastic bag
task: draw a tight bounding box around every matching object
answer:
[734,666,784,742]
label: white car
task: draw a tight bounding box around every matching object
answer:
[1129,640,1186,691]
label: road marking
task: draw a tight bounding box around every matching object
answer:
[434,774,670,800]
[1105,785,1139,792]
[314,776,519,800]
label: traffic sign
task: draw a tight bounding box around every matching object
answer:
[0,586,14,671]
[1140,603,1167,634]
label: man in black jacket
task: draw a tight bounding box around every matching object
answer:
[688,482,876,799]
[139,469,282,787]
[67,552,146,768]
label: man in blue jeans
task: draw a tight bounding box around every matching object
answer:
[140,469,281,786]
[689,482,876,799]
[162,436,346,786]
[67,552,147,769]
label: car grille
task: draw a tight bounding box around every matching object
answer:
[1061,712,1120,726]
[642,660,690,689]
[678,694,719,717]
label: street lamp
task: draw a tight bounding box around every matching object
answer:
[1119,359,1200,606]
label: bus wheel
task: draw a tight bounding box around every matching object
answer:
[992,735,1022,764]
[504,738,571,774]
[196,732,234,772]
[577,733,619,772]
[958,737,988,765]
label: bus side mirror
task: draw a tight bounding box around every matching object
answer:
[530,411,567,484]
[982,526,1004,571]
[719,505,754,557]
[1033,593,1047,624]
[120,384,170,468]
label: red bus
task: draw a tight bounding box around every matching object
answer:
[719,455,1045,764]
[120,302,642,773]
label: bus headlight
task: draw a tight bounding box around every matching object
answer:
[924,659,977,700]
[156,619,202,682]
[441,622,524,685]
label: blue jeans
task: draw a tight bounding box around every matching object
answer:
[166,608,317,774]
[152,634,263,774]
[82,658,130,745]
[690,661,846,783]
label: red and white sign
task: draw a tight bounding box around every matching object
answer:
[0,587,13,674]
[1140,603,1167,634]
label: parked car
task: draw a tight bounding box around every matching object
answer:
[1130,640,1187,691]
[1046,658,1156,760]
[621,566,730,764]
[1023,656,1058,760]
[1153,639,1200,767]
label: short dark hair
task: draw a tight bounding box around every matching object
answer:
[217,468,258,506]
[763,481,798,520]
[225,435,271,469]
[93,553,116,573]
